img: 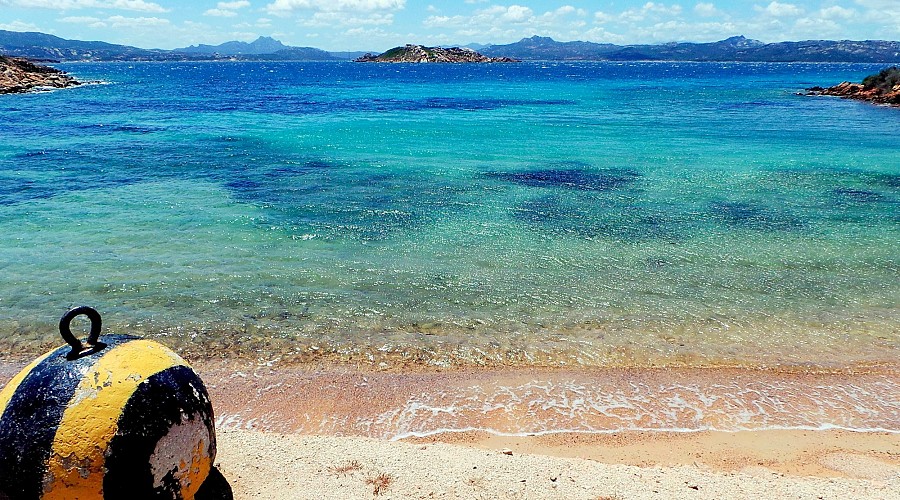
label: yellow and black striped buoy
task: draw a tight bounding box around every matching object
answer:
[0,306,224,500]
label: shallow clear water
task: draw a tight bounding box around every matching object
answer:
[0,61,897,369]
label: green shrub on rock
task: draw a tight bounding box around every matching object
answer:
[861,66,900,91]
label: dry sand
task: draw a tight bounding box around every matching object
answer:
[216,428,900,499]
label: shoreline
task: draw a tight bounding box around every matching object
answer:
[0,56,82,94]
[2,360,896,438]
[192,363,899,439]
[2,358,898,497]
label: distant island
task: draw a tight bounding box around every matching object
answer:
[355,45,518,63]
[806,66,900,106]
[1,30,899,63]
[0,56,81,94]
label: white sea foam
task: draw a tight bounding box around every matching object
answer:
[355,375,900,440]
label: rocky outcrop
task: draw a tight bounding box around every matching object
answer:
[355,45,519,63]
[805,67,900,106]
[0,56,81,94]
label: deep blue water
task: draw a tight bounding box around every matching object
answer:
[0,61,897,369]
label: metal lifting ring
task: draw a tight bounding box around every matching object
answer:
[59,306,106,359]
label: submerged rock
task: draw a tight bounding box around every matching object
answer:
[0,56,82,94]
[355,44,519,63]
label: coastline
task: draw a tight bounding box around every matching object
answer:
[0,56,81,94]
[3,360,896,438]
[205,364,897,497]
[195,363,899,439]
[1,358,897,497]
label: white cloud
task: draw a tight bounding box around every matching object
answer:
[59,15,102,23]
[855,0,900,32]
[504,5,533,22]
[265,0,405,14]
[422,4,593,44]
[583,26,627,43]
[204,0,251,17]
[299,11,394,26]
[854,0,899,7]
[0,19,43,31]
[594,11,614,23]
[759,1,803,17]
[108,0,165,11]
[619,2,683,22]
[818,6,855,19]
[694,2,720,17]
[106,15,169,27]
[0,0,168,12]
[218,0,250,8]
[204,8,238,17]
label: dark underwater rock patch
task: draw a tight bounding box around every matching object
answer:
[485,167,641,191]
[870,173,900,189]
[2,148,144,205]
[512,194,680,241]
[181,96,574,116]
[265,160,331,178]
[74,123,160,134]
[224,179,261,191]
[218,159,471,241]
[832,188,885,204]
[364,97,573,112]
[708,200,804,231]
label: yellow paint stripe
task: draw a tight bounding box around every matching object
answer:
[0,349,57,417]
[42,340,187,500]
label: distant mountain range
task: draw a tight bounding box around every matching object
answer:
[0,31,359,61]
[1,30,898,63]
[481,35,900,62]
[175,36,289,55]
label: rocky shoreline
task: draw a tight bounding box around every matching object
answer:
[0,56,82,94]
[355,44,518,63]
[805,66,900,106]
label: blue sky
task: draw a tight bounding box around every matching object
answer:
[0,0,896,51]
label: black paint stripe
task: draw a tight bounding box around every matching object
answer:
[0,334,138,499]
[104,365,215,500]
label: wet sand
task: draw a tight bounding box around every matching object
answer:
[2,359,898,498]
[199,362,898,497]
[198,362,898,438]
[200,362,898,497]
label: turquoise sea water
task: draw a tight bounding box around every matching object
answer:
[0,61,897,369]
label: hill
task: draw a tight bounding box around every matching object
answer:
[0,30,171,61]
[482,35,900,62]
[355,45,518,63]
[0,31,346,61]
[2,30,899,63]
[174,36,289,55]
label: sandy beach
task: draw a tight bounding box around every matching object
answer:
[2,360,898,498]
[216,428,899,499]
[192,362,899,499]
